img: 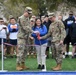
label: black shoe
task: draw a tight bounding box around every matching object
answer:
[65,55,69,58]
[74,55,76,58]
[37,64,41,69]
[41,65,45,69]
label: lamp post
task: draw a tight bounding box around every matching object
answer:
[0,38,7,72]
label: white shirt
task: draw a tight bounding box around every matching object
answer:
[9,24,18,40]
[0,25,8,39]
[9,32,18,39]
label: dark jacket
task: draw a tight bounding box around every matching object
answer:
[43,20,51,32]
[70,23,76,39]
[64,16,75,28]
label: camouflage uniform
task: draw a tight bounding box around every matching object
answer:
[17,14,33,64]
[42,20,66,64]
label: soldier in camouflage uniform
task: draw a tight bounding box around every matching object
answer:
[40,13,66,71]
[16,7,34,71]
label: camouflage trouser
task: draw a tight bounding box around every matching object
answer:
[17,38,28,64]
[51,42,63,64]
[27,37,36,54]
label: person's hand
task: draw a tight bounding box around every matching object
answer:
[37,36,42,40]
[60,40,63,45]
[33,31,39,34]
[11,25,17,29]
[29,36,34,40]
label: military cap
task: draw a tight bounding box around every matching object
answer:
[25,7,32,14]
[48,13,55,18]
[0,18,4,22]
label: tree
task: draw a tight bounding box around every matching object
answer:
[1,0,76,19]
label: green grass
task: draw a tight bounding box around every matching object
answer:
[0,55,76,72]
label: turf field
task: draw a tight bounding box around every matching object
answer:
[0,55,76,72]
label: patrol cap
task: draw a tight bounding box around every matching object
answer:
[48,13,55,18]
[25,7,32,14]
[69,11,73,15]
[0,18,4,22]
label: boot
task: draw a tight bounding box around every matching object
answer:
[51,64,57,70]
[52,64,61,71]
[21,62,29,70]
[16,63,23,71]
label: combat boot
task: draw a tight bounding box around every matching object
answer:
[16,63,23,71]
[51,64,57,70]
[52,64,61,71]
[21,62,29,70]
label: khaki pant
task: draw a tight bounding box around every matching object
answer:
[35,43,47,65]
[17,38,28,64]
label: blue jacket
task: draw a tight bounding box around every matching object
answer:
[8,23,18,33]
[32,25,47,45]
